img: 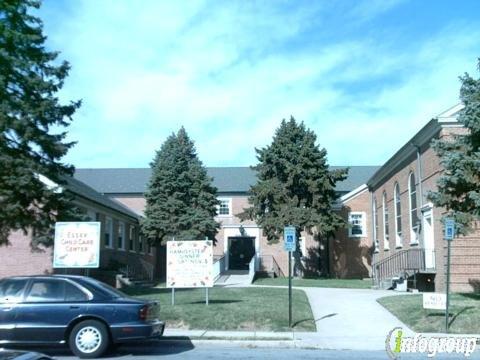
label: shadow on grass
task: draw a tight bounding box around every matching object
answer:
[292,313,337,328]
[426,306,475,328]
[460,293,480,301]
[449,306,475,327]
[187,299,243,305]
[123,287,190,296]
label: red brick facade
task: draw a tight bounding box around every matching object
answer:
[330,188,373,279]
[370,120,480,292]
[0,195,156,281]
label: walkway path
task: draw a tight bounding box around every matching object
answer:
[299,287,414,349]
[215,270,251,287]
[250,285,414,350]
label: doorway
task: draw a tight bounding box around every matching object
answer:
[422,209,435,269]
[228,237,255,270]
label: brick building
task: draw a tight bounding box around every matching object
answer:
[369,104,480,292]
[0,176,157,283]
[2,104,479,292]
[74,166,378,279]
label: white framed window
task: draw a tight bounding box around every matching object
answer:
[129,226,135,252]
[217,198,232,216]
[409,173,420,244]
[373,198,379,251]
[348,212,366,238]
[104,216,113,248]
[138,234,144,254]
[118,222,125,250]
[382,193,390,250]
[394,183,402,248]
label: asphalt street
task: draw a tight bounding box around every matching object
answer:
[11,341,480,360]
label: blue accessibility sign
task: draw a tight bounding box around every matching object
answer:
[284,226,296,252]
[444,218,455,241]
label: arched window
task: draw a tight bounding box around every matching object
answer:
[373,198,379,251]
[382,192,390,250]
[394,183,402,247]
[409,172,419,244]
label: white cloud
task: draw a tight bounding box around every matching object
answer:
[40,0,480,168]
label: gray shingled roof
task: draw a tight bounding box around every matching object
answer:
[74,166,380,195]
[64,176,141,219]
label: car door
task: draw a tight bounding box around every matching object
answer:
[14,278,89,343]
[0,278,28,343]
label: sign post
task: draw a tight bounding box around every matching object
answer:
[284,226,296,328]
[444,218,455,333]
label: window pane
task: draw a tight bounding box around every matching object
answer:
[105,218,112,247]
[218,199,230,215]
[118,222,124,249]
[395,185,402,236]
[349,213,364,236]
[0,279,28,302]
[65,283,88,301]
[129,227,135,251]
[26,280,65,302]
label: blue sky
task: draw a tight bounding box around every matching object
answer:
[39,0,480,168]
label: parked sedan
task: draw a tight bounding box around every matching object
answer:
[0,275,164,359]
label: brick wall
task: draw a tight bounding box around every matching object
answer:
[0,230,54,277]
[330,189,373,279]
[370,126,480,292]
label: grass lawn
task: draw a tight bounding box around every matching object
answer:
[253,277,372,289]
[124,286,316,332]
[378,293,480,334]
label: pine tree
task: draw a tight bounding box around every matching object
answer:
[141,128,220,244]
[241,117,348,275]
[0,0,80,246]
[429,60,480,234]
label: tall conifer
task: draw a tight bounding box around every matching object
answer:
[241,117,348,275]
[0,0,80,246]
[141,128,219,244]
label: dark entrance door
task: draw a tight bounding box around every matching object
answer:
[228,237,255,270]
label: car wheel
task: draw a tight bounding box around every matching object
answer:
[69,320,110,359]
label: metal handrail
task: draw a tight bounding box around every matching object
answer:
[373,248,425,286]
[271,256,285,277]
[248,256,256,284]
[213,255,226,281]
[259,255,285,278]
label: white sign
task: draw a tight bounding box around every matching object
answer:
[53,222,101,268]
[167,240,213,288]
[423,293,446,310]
[284,226,296,252]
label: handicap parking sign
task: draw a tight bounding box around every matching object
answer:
[284,226,296,252]
[445,218,455,241]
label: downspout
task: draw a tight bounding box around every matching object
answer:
[414,144,424,209]
[370,188,376,280]
[413,144,424,248]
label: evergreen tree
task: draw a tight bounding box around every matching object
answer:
[141,128,220,244]
[429,60,480,234]
[241,117,348,275]
[0,0,80,246]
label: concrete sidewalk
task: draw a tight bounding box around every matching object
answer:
[161,328,480,351]
[160,286,478,351]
